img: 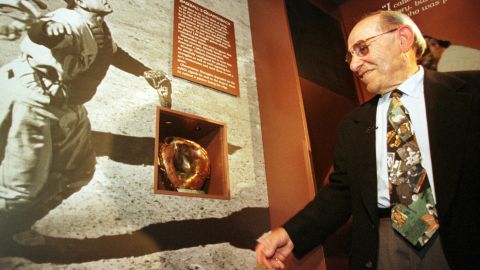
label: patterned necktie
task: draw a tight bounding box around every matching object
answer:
[386,89,439,247]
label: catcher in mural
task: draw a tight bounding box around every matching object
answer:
[0,0,171,237]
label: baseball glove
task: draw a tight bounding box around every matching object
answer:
[143,69,172,108]
[158,136,210,191]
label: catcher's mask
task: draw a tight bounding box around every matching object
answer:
[159,137,210,191]
[64,0,75,8]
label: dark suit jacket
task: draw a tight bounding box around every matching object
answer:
[284,70,480,270]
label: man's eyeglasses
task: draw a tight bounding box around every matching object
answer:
[345,27,399,64]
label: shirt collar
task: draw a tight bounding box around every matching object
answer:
[382,65,424,100]
[397,65,424,98]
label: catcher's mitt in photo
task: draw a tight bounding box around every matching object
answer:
[143,69,172,108]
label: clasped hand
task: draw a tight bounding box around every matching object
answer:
[255,227,294,270]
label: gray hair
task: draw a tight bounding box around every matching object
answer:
[363,10,426,59]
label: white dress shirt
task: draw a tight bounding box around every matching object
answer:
[376,66,436,208]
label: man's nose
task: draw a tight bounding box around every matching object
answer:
[349,54,363,73]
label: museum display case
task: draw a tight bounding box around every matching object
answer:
[154,107,230,200]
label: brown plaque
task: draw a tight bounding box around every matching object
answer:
[172,0,239,96]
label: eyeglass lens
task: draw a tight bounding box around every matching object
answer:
[345,41,369,63]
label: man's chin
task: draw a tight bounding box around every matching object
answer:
[364,84,382,95]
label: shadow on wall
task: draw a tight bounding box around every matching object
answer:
[92,131,156,165]
[91,131,243,165]
[0,207,269,264]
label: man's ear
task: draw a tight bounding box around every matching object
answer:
[398,25,415,53]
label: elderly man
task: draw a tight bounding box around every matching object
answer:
[0,0,170,232]
[256,10,479,270]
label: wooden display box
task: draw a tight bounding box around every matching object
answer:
[154,107,230,200]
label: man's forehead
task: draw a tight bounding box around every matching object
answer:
[347,16,381,46]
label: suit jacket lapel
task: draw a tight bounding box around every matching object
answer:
[352,97,379,222]
[424,70,472,218]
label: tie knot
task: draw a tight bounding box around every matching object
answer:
[391,89,403,99]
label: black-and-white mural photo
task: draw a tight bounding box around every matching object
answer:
[0,0,269,269]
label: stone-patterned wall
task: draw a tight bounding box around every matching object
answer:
[0,0,269,269]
